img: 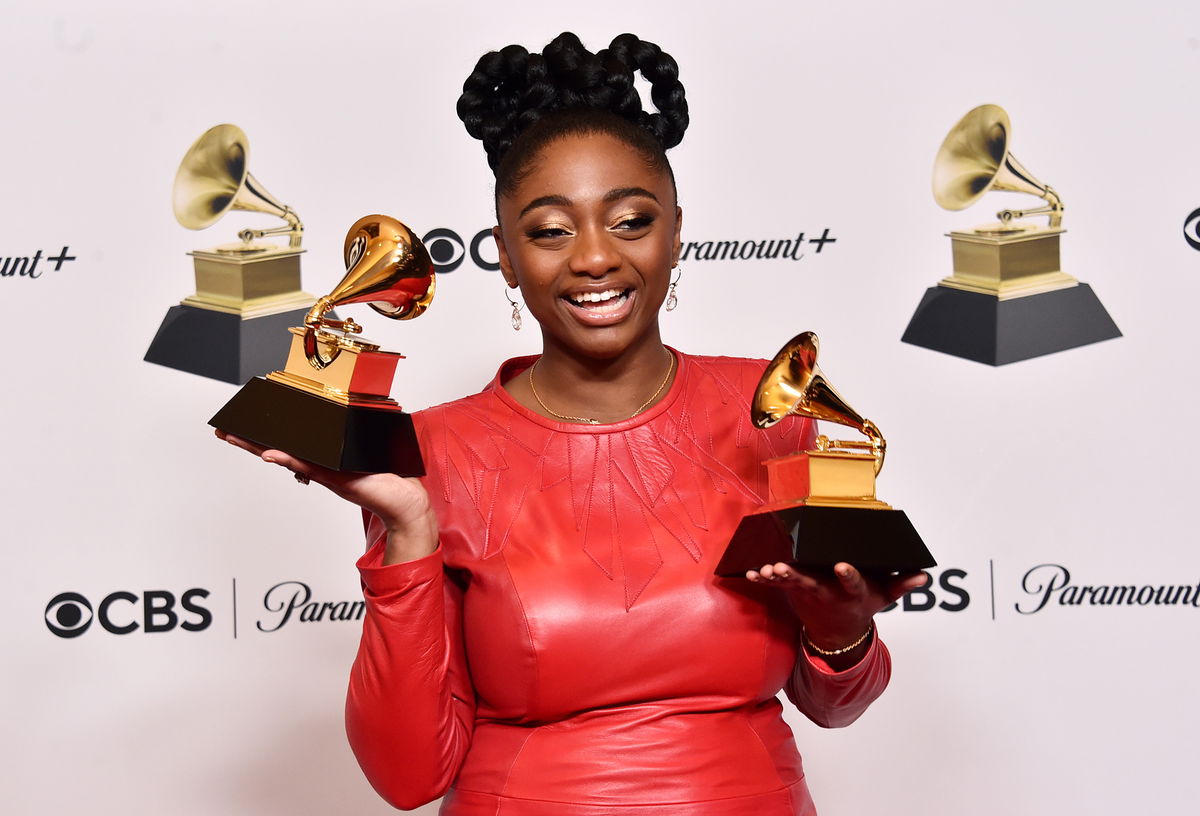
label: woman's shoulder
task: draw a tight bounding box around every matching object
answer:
[409,389,509,468]
[684,352,768,378]
[679,352,769,402]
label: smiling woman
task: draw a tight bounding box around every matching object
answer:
[494,130,683,420]
[221,30,923,816]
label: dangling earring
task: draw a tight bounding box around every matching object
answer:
[665,267,682,312]
[505,287,524,331]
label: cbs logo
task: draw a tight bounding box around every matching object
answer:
[44,589,212,638]
[421,228,499,273]
[880,568,970,613]
[1185,207,1200,252]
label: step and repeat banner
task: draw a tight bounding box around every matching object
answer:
[3,2,1198,814]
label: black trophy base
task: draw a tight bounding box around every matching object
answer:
[208,376,424,475]
[900,283,1121,366]
[715,504,936,577]
[145,304,312,385]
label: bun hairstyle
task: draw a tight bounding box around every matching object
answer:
[456,32,689,198]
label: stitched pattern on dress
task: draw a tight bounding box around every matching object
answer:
[418,356,812,607]
[582,440,618,578]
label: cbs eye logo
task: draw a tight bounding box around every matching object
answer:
[44,589,212,638]
[421,228,500,273]
[1185,208,1200,252]
[45,592,93,638]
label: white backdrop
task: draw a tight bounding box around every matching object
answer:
[3,1,1199,814]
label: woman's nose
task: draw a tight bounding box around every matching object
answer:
[567,227,621,277]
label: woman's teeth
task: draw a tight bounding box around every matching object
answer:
[567,289,628,311]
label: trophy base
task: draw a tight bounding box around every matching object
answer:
[144,304,314,385]
[208,376,424,475]
[900,283,1121,366]
[715,504,936,577]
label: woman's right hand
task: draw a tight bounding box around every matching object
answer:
[215,430,438,565]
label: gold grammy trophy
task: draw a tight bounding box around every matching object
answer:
[716,333,934,576]
[901,104,1120,365]
[209,215,435,474]
[145,123,318,384]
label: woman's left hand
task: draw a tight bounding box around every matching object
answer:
[746,561,927,668]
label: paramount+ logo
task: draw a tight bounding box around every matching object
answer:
[1,245,77,280]
[1015,563,1200,614]
[44,589,212,638]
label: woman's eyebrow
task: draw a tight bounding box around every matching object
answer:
[605,186,659,204]
[519,195,571,218]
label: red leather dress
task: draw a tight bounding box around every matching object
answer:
[346,352,892,815]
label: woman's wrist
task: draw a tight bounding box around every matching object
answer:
[381,517,438,565]
[802,623,874,657]
[382,536,437,565]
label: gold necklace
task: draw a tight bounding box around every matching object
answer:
[528,349,676,425]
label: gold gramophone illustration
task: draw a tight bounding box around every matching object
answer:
[717,332,934,576]
[901,104,1120,365]
[145,123,317,384]
[209,215,435,475]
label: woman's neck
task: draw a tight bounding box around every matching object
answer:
[509,330,677,424]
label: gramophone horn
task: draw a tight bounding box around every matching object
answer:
[932,104,1063,228]
[302,215,436,369]
[172,124,304,247]
[753,332,885,471]
[751,332,865,429]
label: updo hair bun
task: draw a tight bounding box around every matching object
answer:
[457,32,689,171]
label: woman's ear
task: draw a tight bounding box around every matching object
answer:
[493,225,519,288]
[671,205,684,267]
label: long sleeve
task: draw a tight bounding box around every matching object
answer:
[344,518,476,811]
[784,629,892,728]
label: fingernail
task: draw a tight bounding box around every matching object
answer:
[263,455,277,464]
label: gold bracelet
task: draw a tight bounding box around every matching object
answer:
[803,623,874,657]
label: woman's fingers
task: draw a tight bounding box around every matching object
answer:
[216,429,268,457]
[746,562,789,582]
[215,430,329,487]
[822,565,931,607]
[745,562,933,654]
[746,562,930,606]
[832,562,866,595]
[746,562,818,588]
[886,571,931,603]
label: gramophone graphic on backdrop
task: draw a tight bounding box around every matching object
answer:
[209,214,434,475]
[902,104,1121,365]
[144,124,319,384]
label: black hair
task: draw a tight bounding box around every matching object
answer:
[456,32,689,200]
